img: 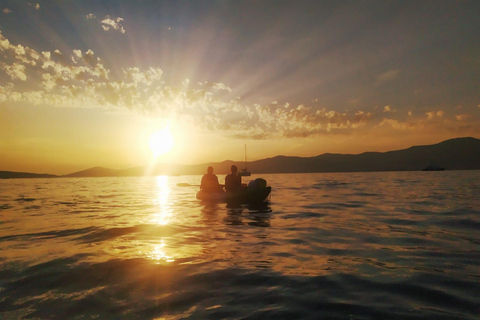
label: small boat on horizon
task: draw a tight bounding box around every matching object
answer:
[422,164,445,171]
[239,144,251,177]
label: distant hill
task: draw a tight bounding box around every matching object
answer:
[247,136,480,173]
[2,137,480,179]
[0,171,58,179]
[62,166,122,178]
[61,136,480,176]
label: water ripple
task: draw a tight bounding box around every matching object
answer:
[0,172,479,319]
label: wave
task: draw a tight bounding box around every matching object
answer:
[1,261,478,320]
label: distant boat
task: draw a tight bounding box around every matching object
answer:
[239,144,251,176]
[423,164,445,171]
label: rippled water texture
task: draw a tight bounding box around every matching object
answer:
[1,171,479,319]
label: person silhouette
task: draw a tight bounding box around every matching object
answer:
[225,165,242,193]
[200,166,222,193]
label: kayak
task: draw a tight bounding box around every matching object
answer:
[196,186,271,204]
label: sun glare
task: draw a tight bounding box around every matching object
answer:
[149,125,174,158]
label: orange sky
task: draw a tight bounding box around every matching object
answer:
[1,1,479,174]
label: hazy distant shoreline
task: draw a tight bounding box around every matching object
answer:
[1,137,479,179]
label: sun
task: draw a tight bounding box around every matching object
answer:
[149,125,174,158]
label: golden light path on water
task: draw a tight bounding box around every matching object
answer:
[152,175,173,226]
[147,176,174,263]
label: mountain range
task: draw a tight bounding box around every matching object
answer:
[1,137,479,179]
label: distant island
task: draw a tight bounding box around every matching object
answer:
[1,137,479,179]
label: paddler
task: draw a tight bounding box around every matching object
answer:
[225,165,242,193]
[200,166,222,193]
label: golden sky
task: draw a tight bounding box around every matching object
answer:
[1,1,479,174]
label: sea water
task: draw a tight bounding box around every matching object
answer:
[0,171,479,319]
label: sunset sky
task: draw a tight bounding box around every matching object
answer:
[1,0,479,174]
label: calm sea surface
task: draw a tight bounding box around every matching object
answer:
[0,171,479,319]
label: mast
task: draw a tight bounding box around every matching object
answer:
[240,144,251,176]
[244,144,247,170]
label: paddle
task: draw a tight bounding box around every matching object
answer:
[177,183,225,187]
[177,183,200,187]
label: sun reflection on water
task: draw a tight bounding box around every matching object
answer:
[151,175,173,225]
[142,176,175,263]
[147,239,175,263]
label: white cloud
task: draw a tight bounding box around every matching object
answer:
[86,14,125,34]
[123,67,162,85]
[14,45,25,56]
[212,82,232,92]
[2,63,27,81]
[0,40,39,66]
[73,49,82,59]
[100,16,126,34]
[0,35,10,49]
[3,8,12,14]
[10,91,22,102]
[83,49,96,65]
[41,73,56,91]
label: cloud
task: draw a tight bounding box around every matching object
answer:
[0,32,385,139]
[378,118,412,130]
[426,111,444,119]
[383,105,396,113]
[41,73,56,91]
[2,63,27,81]
[73,49,82,59]
[3,8,12,14]
[212,82,232,92]
[1,32,478,141]
[0,37,9,50]
[376,70,400,85]
[123,67,162,85]
[86,14,126,34]
[28,3,40,10]
[455,114,469,121]
[100,16,126,34]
